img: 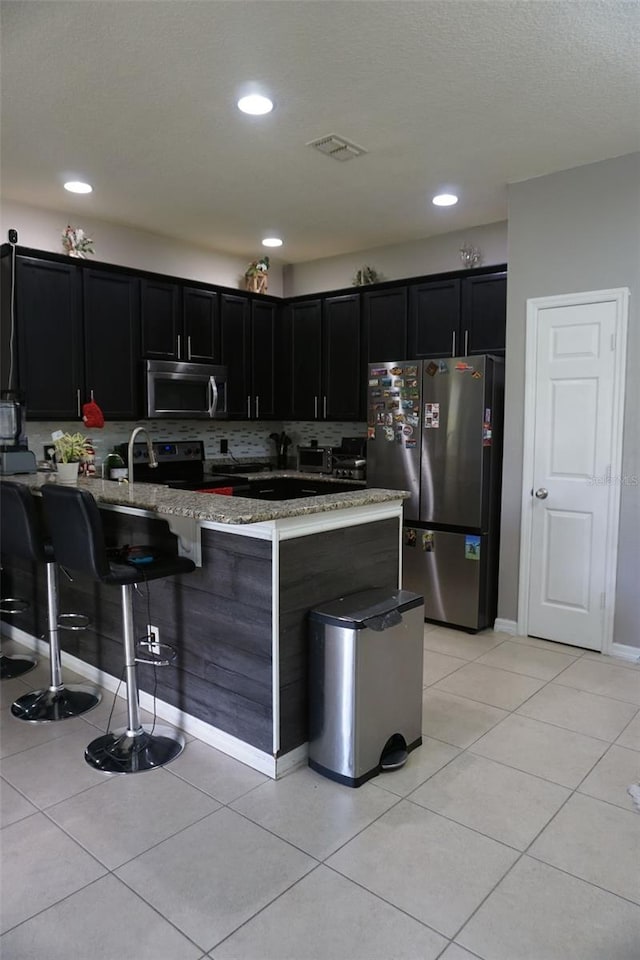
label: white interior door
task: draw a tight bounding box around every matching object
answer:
[521,290,628,651]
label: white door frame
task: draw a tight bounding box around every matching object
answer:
[517,287,629,654]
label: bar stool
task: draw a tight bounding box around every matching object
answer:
[1,481,101,721]
[41,484,195,774]
[1,579,37,677]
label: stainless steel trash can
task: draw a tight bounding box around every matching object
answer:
[308,588,424,787]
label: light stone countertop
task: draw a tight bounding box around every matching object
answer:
[4,472,408,525]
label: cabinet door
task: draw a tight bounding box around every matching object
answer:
[183,287,219,362]
[83,270,140,419]
[461,272,507,355]
[16,257,83,419]
[220,293,251,418]
[288,300,322,420]
[363,287,407,362]
[140,278,180,359]
[323,294,362,420]
[408,279,461,358]
[251,300,278,419]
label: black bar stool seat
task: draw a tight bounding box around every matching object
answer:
[41,483,195,774]
[1,481,100,720]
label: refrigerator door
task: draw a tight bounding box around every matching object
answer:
[367,361,422,521]
[403,527,484,630]
[420,355,492,528]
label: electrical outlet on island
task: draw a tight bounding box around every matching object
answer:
[146,624,161,656]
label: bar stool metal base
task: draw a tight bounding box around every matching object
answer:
[1,654,37,679]
[11,684,101,722]
[85,725,185,774]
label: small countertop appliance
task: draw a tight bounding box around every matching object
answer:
[0,391,36,475]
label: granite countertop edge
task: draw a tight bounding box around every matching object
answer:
[3,474,409,525]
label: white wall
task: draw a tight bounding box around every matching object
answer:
[0,200,284,297]
[283,221,507,296]
[500,153,640,648]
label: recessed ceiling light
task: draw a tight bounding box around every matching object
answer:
[262,237,283,248]
[432,193,458,207]
[237,94,274,116]
[64,181,93,194]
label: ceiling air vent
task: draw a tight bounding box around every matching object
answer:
[307,134,367,162]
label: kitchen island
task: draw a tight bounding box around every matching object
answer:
[1,474,407,776]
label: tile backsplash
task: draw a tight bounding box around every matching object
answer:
[26,419,366,467]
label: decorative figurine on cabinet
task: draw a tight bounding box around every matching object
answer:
[61,224,95,258]
[244,256,270,294]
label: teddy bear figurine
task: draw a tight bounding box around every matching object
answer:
[244,256,270,294]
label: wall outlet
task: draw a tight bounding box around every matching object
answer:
[146,624,161,656]
[220,439,228,454]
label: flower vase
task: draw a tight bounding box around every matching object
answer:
[56,462,79,483]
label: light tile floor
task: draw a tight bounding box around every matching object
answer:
[1,629,639,960]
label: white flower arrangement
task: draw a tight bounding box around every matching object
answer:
[62,224,95,258]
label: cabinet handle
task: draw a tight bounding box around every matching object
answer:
[314,396,318,419]
[177,334,182,358]
[187,335,192,360]
[464,330,469,356]
[323,396,327,419]
[90,389,94,401]
[76,388,81,417]
[255,395,260,419]
[451,331,456,357]
[247,395,251,419]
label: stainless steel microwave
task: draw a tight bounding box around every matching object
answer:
[145,360,228,419]
[297,445,333,474]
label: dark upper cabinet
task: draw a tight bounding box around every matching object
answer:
[219,293,251,418]
[363,287,407,362]
[286,300,323,420]
[250,300,278,419]
[408,271,506,359]
[285,295,361,421]
[183,286,220,362]
[140,278,180,360]
[461,271,507,355]
[83,269,140,419]
[16,257,84,419]
[408,279,461,359]
[323,294,362,420]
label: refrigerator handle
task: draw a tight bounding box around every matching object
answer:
[451,331,456,356]
[464,330,469,356]
[314,396,318,419]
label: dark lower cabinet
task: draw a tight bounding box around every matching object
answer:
[16,257,84,419]
[363,287,407,362]
[83,269,140,418]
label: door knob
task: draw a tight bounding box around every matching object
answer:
[534,488,549,499]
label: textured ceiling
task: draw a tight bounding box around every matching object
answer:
[1,0,639,263]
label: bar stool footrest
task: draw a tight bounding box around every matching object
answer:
[135,641,177,667]
[57,613,91,631]
[85,725,185,774]
[11,685,102,722]
[0,597,30,615]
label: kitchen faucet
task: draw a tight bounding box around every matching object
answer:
[127,426,158,483]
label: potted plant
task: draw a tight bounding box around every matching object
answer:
[53,432,91,483]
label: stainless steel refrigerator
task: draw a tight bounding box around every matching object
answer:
[367,356,504,631]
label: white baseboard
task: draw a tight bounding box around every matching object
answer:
[610,642,640,663]
[1,624,309,778]
[493,618,518,635]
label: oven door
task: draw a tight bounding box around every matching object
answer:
[146,360,228,419]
